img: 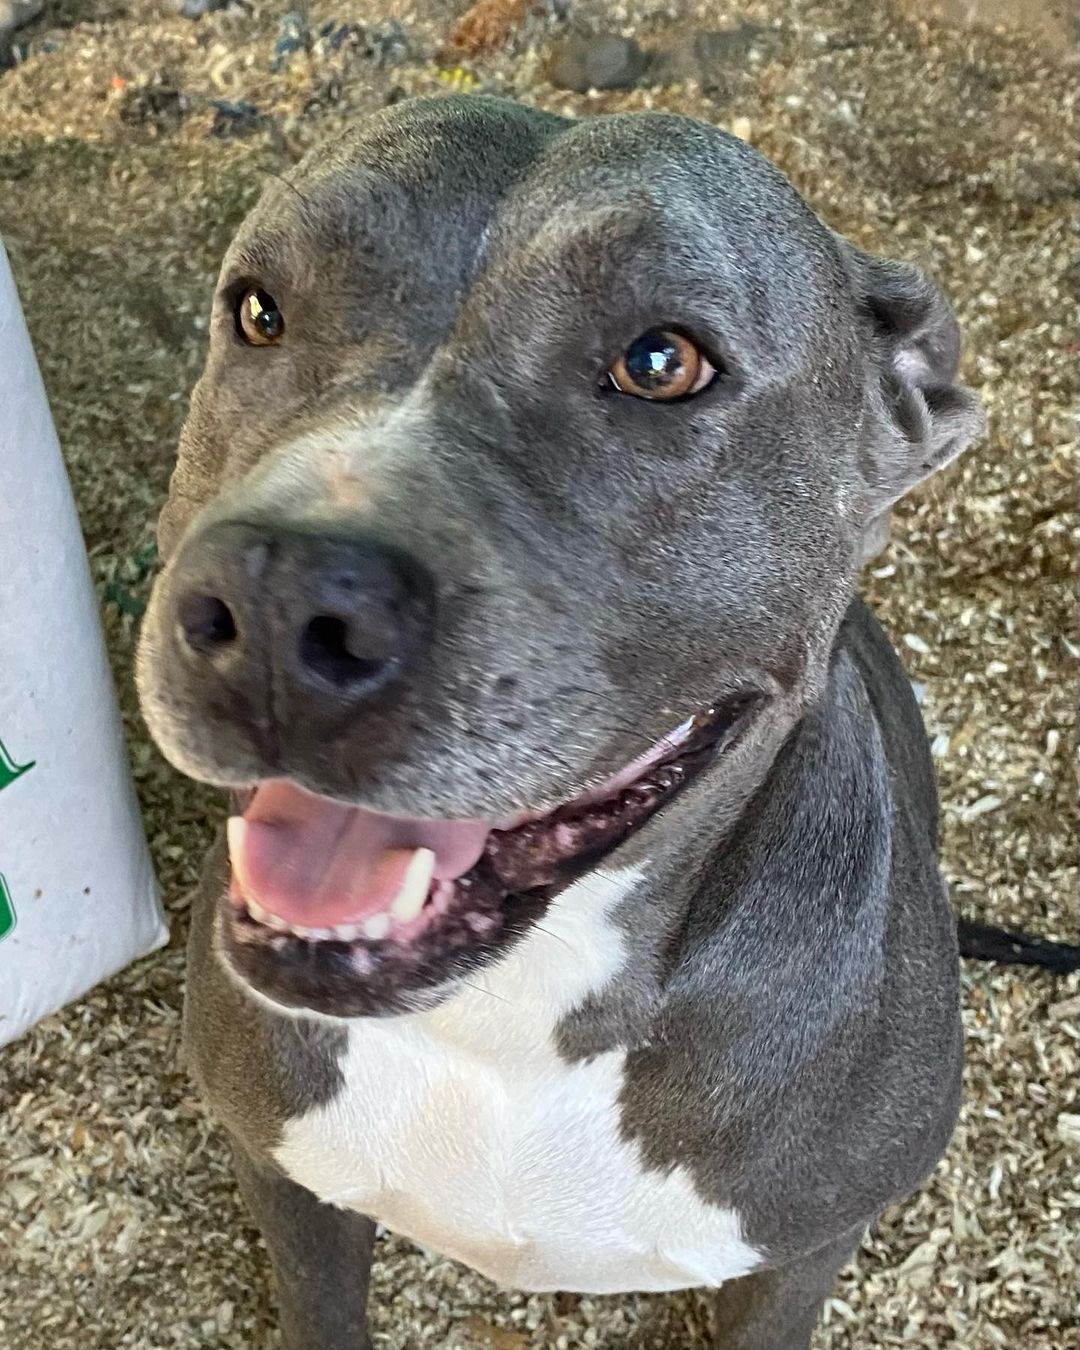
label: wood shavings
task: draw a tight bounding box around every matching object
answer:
[0,0,1076,1347]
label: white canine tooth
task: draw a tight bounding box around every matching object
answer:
[362,912,391,941]
[227,817,251,885]
[331,922,363,942]
[390,848,436,924]
[226,815,247,855]
[289,924,315,939]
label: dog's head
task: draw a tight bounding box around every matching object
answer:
[137,96,982,1017]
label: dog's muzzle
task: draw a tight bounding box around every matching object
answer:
[222,697,759,1018]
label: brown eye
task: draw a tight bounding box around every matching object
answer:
[608,328,715,400]
[237,288,285,346]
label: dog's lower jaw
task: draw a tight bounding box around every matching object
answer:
[219,694,766,1019]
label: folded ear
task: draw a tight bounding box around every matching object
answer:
[843,243,985,523]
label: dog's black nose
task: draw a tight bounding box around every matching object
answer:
[168,519,434,708]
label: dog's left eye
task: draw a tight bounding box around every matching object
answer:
[607,329,715,401]
[237,288,285,346]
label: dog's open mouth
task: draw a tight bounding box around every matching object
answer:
[222,696,757,1016]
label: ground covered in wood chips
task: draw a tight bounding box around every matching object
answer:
[0,0,1077,1345]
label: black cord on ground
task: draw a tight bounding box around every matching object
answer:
[958,919,1080,975]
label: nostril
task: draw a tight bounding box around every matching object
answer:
[300,615,390,689]
[178,592,237,654]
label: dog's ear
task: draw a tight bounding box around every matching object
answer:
[843,244,984,526]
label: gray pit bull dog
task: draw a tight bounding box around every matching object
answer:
[138,95,992,1348]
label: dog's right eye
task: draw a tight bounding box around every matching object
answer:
[607,328,715,401]
[236,288,285,346]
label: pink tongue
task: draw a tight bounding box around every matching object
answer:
[228,779,491,928]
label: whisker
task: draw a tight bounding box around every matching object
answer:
[264,167,311,208]
[459,978,512,1005]
[531,923,573,951]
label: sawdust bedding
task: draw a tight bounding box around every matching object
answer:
[0,0,1076,1345]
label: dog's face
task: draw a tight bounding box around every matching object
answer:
[137,96,982,1017]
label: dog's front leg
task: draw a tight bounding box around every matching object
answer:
[709,1227,863,1350]
[232,1145,376,1350]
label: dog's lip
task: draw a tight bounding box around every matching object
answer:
[225,714,700,934]
[221,693,759,1016]
[490,714,698,829]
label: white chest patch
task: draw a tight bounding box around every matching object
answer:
[274,867,761,1294]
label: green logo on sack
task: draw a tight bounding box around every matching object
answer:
[0,737,34,793]
[0,874,14,942]
[0,736,35,941]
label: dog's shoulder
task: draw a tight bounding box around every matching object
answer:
[607,606,961,1258]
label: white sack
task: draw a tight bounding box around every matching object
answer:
[0,241,166,1046]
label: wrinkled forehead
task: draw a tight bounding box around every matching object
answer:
[225,98,845,336]
[490,112,838,275]
[224,96,566,285]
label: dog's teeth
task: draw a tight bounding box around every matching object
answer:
[390,848,436,924]
[242,893,290,932]
[246,897,272,924]
[253,907,289,932]
[331,922,363,941]
[227,817,250,883]
[289,923,315,940]
[362,912,391,941]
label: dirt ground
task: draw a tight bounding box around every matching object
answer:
[0,0,1077,1346]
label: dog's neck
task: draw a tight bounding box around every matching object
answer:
[551,641,893,1062]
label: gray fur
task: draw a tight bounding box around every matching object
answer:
[183,835,346,1156]
[139,96,983,1347]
